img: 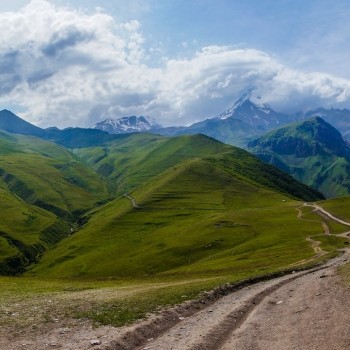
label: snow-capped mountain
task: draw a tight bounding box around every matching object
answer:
[158,92,298,146]
[216,91,295,130]
[92,116,163,134]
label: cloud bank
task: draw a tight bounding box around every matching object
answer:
[1,0,350,128]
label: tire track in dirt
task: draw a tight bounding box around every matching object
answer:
[101,253,347,350]
[100,204,350,350]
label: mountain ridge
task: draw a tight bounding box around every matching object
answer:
[248,116,350,198]
[92,115,163,134]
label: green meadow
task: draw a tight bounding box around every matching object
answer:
[0,130,348,328]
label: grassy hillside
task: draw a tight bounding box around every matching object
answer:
[0,131,112,273]
[319,196,350,221]
[73,133,228,195]
[0,131,110,216]
[74,133,323,200]
[318,196,350,287]
[29,156,323,278]
[248,117,350,198]
[0,130,322,276]
[0,180,70,274]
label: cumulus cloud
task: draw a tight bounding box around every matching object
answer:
[1,0,350,128]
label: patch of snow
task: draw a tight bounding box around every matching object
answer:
[92,116,163,134]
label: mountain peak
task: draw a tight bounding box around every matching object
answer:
[250,116,348,159]
[0,109,45,137]
[217,91,254,120]
[92,115,163,134]
[215,91,294,130]
[232,89,253,109]
[248,116,350,198]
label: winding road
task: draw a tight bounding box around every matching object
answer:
[102,204,350,350]
[304,202,350,227]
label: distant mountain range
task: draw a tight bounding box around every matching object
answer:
[92,115,163,134]
[0,109,46,138]
[1,93,350,200]
[90,92,350,147]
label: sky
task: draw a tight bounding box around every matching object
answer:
[1,0,350,128]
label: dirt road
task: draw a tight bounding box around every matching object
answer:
[1,205,350,350]
[304,203,350,227]
[101,204,350,350]
[220,254,350,350]
[102,251,349,350]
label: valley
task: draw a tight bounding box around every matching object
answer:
[0,202,349,349]
[1,2,350,349]
[0,109,349,349]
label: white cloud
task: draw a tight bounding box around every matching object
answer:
[1,0,350,128]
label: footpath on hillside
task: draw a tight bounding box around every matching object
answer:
[100,204,350,350]
[0,204,350,350]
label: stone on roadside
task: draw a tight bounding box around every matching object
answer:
[90,339,101,346]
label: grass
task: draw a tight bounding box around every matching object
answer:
[0,189,346,328]
[319,197,350,286]
[74,133,322,200]
[319,196,350,222]
[0,183,56,245]
[0,130,346,330]
[0,131,322,274]
[316,235,349,251]
[0,274,233,330]
[248,117,350,198]
[0,182,61,272]
[28,158,323,279]
[0,133,110,215]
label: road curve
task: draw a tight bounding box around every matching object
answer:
[102,204,350,350]
[304,203,350,226]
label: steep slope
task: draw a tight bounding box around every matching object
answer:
[92,116,163,134]
[74,132,322,199]
[0,109,46,137]
[29,155,323,278]
[158,92,295,146]
[0,179,69,274]
[214,91,294,130]
[248,117,350,198]
[0,131,110,216]
[298,107,350,140]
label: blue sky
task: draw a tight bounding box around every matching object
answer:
[1,0,350,127]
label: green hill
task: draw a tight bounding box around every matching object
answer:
[0,179,71,274]
[0,121,324,277]
[74,133,322,199]
[248,117,350,198]
[0,131,110,217]
[29,148,323,278]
